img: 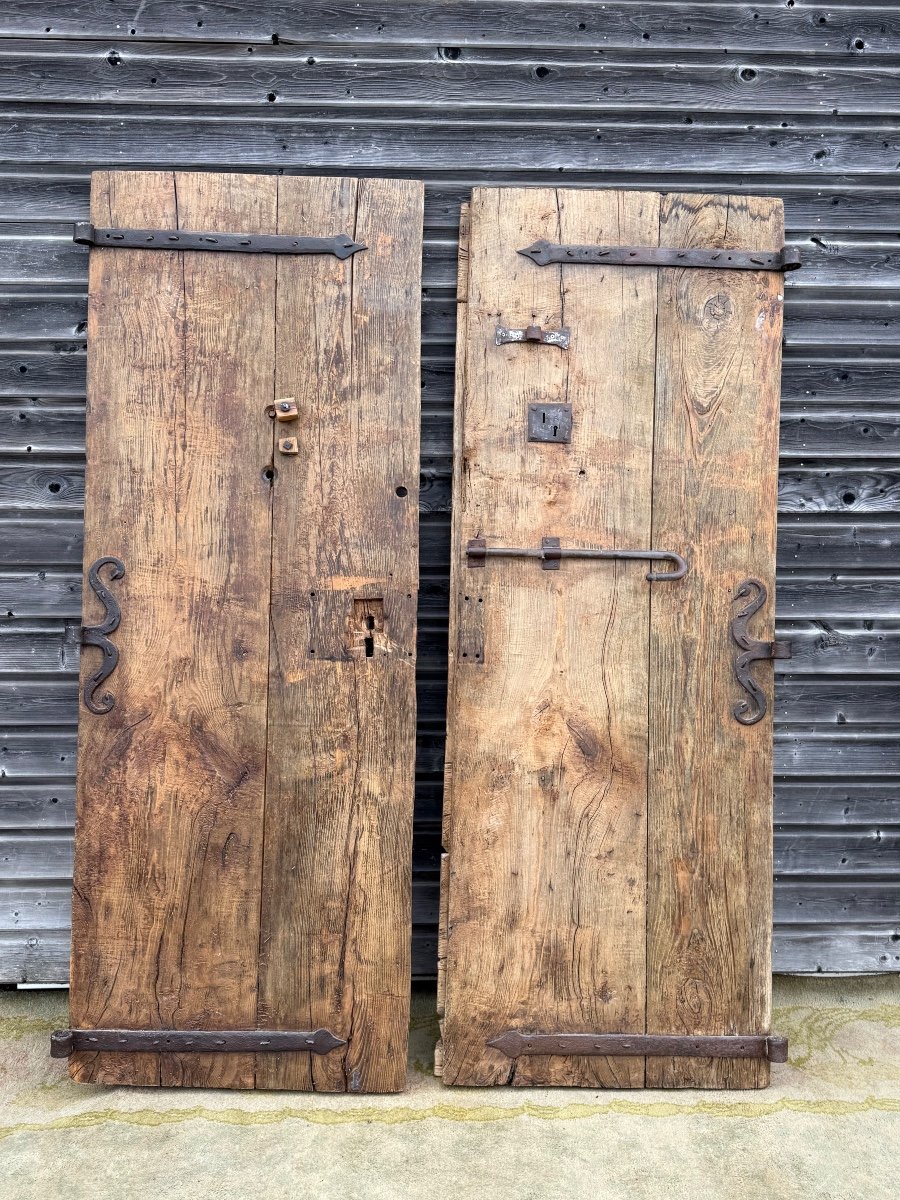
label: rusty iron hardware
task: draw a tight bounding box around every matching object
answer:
[495,324,571,348]
[528,403,572,443]
[487,1031,788,1062]
[73,222,366,260]
[50,1027,346,1058]
[81,556,125,715]
[518,240,802,272]
[278,436,299,455]
[275,398,298,422]
[731,578,792,726]
[467,536,687,582]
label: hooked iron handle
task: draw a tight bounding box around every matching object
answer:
[467,537,687,581]
[731,578,792,725]
[81,556,125,714]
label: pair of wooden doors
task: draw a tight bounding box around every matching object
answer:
[62,175,787,1092]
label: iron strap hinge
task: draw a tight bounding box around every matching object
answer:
[50,1028,346,1057]
[519,240,801,272]
[487,1031,788,1062]
[467,536,688,582]
[73,222,366,259]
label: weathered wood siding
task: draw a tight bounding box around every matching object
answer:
[0,2,898,982]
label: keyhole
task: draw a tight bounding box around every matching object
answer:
[364,613,375,657]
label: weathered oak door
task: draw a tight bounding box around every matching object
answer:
[64,171,422,1091]
[439,188,788,1089]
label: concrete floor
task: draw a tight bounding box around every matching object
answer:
[0,976,897,1200]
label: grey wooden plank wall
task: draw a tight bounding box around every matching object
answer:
[0,1,898,983]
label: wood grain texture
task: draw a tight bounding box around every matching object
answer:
[69,170,421,1091]
[442,187,782,1089]
[442,186,659,1087]
[256,176,422,1093]
[70,170,276,1087]
[647,193,784,1088]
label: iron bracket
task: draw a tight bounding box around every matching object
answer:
[466,536,687,581]
[73,222,365,259]
[487,1031,788,1062]
[518,240,801,272]
[495,324,571,348]
[731,578,792,726]
[81,556,125,715]
[51,1027,345,1058]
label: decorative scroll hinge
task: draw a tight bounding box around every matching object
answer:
[466,536,688,582]
[495,324,571,348]
[487,1031,788,1063]
[81,556,125,715]
[518,240,801,272]
[51,1028,346,1058]
[731,578,793,726]
[73,223,366,259]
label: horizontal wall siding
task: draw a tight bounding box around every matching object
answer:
[0,2,898,982]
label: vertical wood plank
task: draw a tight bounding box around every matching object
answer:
[441,187,659,1087]
[647,193,784,1088]
[70,170,277,1087]
[257,176,422,1092]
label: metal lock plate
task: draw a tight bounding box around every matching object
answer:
[528,403,572,443]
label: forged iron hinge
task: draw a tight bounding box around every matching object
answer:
[487,1031,788,1063]
[73,222,366,259]
[51,1028,346,1057]
[518,240,801,272]
[731,578,793,726]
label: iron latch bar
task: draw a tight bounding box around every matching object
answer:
[50,1027,346,1057]
[466,536,688,581]
[73,222,366,259]
[495,324,571,348]
[487,1031,788,1062]
[518,240,801,272]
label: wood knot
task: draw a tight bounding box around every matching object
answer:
[702,292,733,330]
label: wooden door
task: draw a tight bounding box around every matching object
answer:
[439,187,786,1089]
[67,171,422,1092]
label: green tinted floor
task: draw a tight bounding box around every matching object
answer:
[0,976,897,1199]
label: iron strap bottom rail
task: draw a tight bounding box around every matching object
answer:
[487,1032,789,1062]
[50,1028,346,1057]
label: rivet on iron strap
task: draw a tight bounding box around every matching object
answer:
[487,1031,788,1062]
[50,1028,346,1058]
[518,240,801,272]
[73,222,366,259]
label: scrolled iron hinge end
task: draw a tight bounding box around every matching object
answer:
[81,556,125,715]
[731,577,782,725]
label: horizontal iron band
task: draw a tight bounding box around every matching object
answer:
[487,1031,788,1062]
[50,1027,345,1058]
[73,222,365,259]
[518,239,801,272]
[466,537,688,582]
